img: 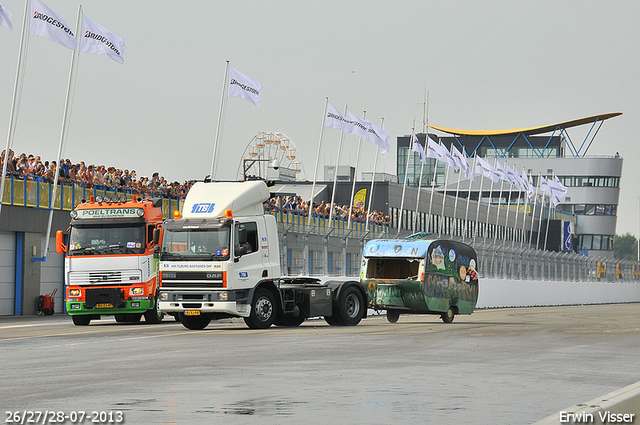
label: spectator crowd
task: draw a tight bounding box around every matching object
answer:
[2,149,390,225]
[1,149,192,199]
[264,194,390,225]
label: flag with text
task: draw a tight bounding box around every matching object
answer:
[80,15,125,64]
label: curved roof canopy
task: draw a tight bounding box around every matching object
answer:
[428,112,622,136]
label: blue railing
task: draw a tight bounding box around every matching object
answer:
[1,175,182,218]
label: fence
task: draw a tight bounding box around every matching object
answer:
[1,175,182,219]
[3,176,637,282]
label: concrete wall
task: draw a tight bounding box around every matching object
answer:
[476,278,640,309]
[533,381,640,424]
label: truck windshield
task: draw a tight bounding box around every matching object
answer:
[161,228,231,261]
[68,224,146,256]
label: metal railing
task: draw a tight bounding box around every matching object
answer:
[1,175,182,219]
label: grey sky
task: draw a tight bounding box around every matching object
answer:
[1,0,639,236]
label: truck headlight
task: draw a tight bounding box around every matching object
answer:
[68,289,81,297]
[218,292,228,301]
[129,287,144,296]
[159,292,169,301]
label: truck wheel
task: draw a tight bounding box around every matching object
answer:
[143,301,164,324]
[72,315,91,326]
[275,315,305,327]
[244,288,276,329]
[324,315,341,326]
[179,313,211,330]
[334,286,364,326]
[441,307,455,323]
[386,310,400,324]
[125,313,142,323]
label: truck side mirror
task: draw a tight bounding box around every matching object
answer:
[238,228,247,245]
[153,228,160,246]
[56,230,67,254]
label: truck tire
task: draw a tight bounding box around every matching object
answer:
[244,288,276,329]
[124,313,142,323]
[179,313,211,330]
[332,286,364,326]
[275,315,305,327]
[143,301,164,324]
[72,315,91,326]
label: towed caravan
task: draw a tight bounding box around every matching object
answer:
[360,234,479,323]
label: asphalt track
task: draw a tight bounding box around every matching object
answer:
[1,304,639,424]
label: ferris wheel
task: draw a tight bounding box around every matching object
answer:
[237,131,306,181]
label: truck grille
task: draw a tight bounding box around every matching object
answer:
[161,271,224,288]
[69,270,141,285]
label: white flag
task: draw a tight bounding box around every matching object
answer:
[494,161,510,183]
[0,2,13,32]
[80,15,125,64]
[504,163,521,187]
[426,137,443,161]
[30,0,76,50]
[439,143,459,170]
[346,109,374,140]
[474,156,500,183]
[522,169,535,199]
[370,122,390,156]
[325,103,353,133]
[228,66,262,106]
[452,145,474,181]
[412,133,427,164]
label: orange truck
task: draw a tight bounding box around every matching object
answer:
[56,194,164,325]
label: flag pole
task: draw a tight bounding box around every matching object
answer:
[472,154,486,244]
[439,144,452,237]
[412,135,426,232]
[308,97,328,231]
[511,167,524,247]
[328,105,348,229]
[413,91,428,232]
[462,150,473,241]
[365,117,383,232]
[501,162,514,246]
[452,149,463,238]
[347,111,365,230]
[210,60,230,180]
[0,0,30,220]
[427,150,437,235]
[543,172,555,251]
[534,172,545,249]
[397,125,415,237]
[528,173,540,249]
[41,4,83,261]
[483,158,497,243]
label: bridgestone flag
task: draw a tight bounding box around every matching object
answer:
[325,104,390,156]
[412,133,427,164]
[30,0,76,50]
[228,66,262,106]
[0,2,13,32]
[81,15,125,64]
[474,156,500,183]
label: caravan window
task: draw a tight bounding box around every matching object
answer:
[365,258,421,280]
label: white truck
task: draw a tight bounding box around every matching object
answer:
[155,180,367,330]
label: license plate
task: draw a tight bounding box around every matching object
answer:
[184,310,200,316]
[96,303,113,308]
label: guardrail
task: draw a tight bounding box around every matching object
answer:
[1,175,182,219]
